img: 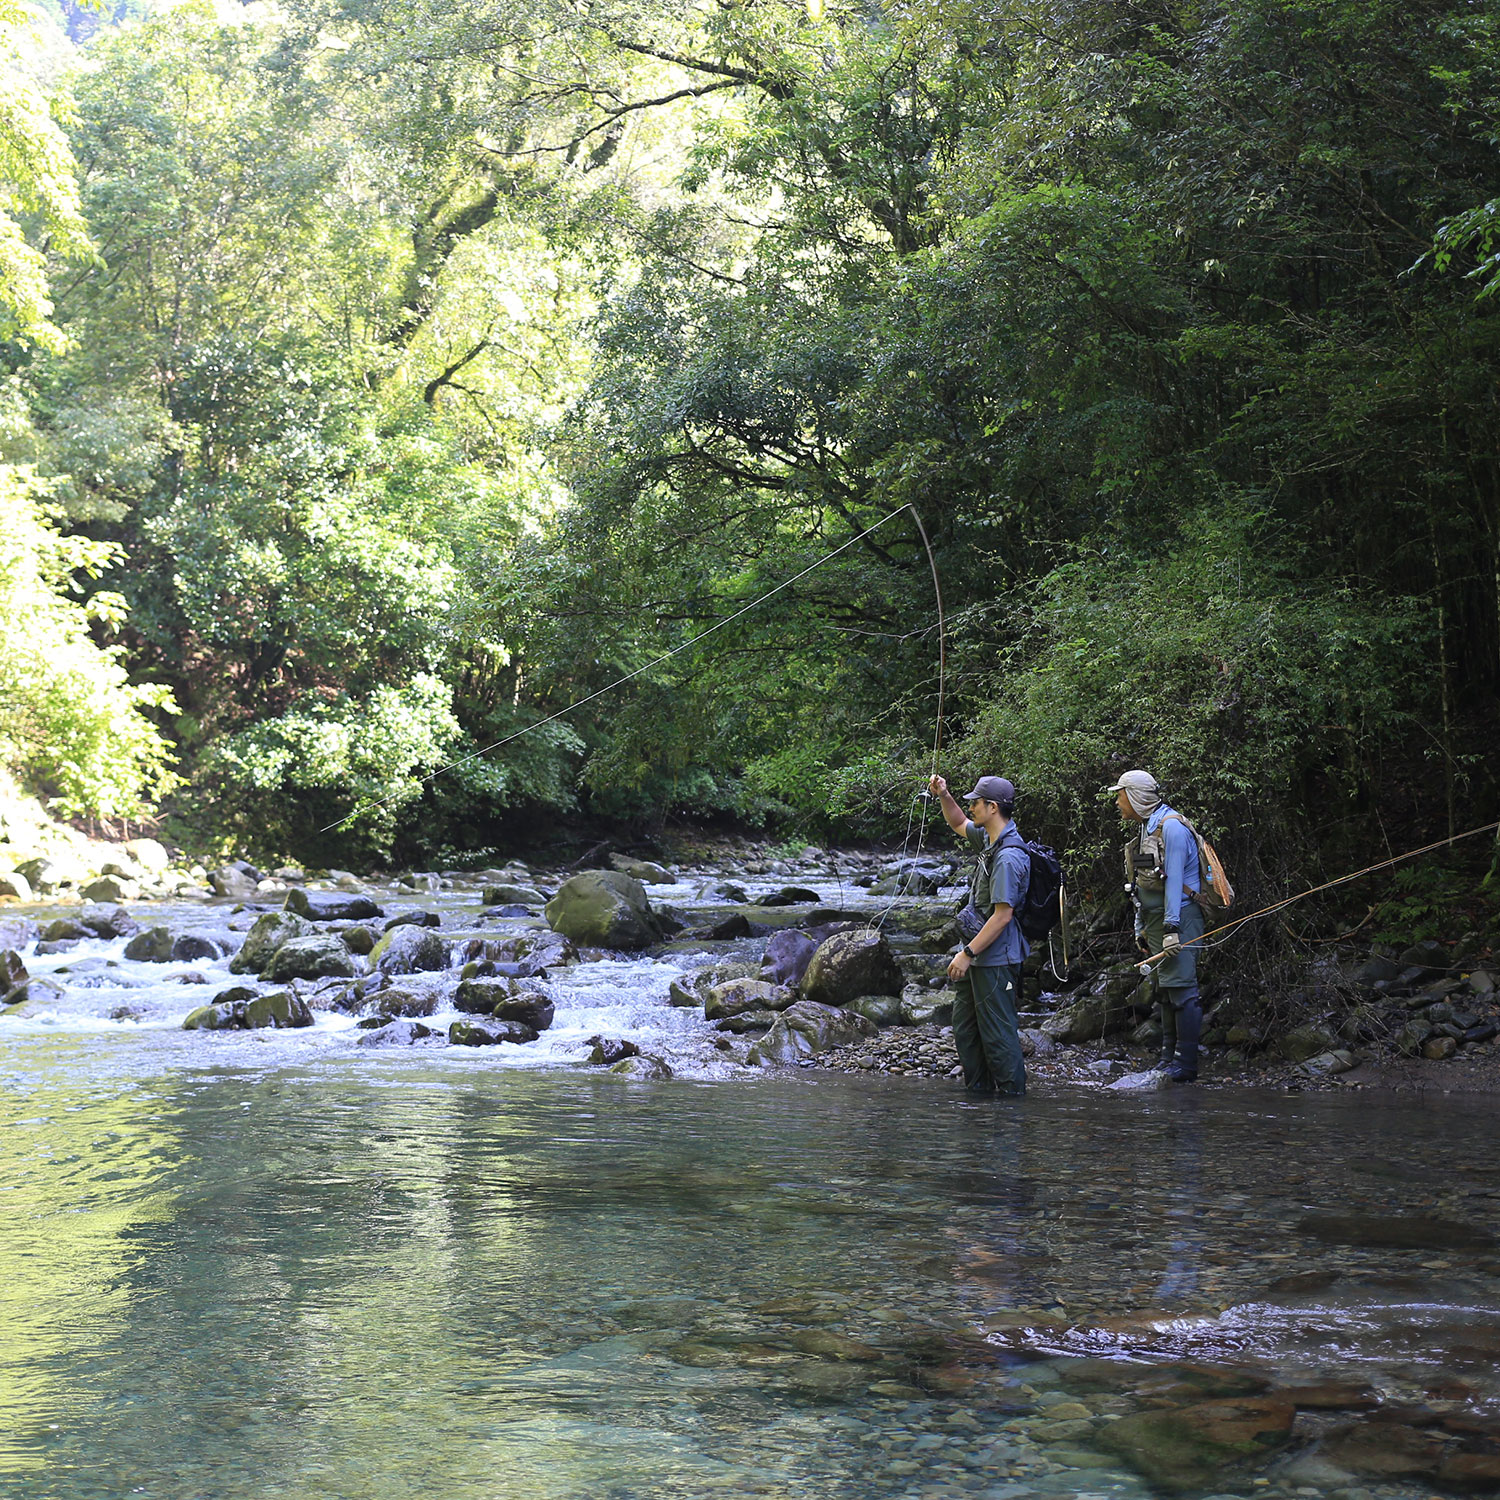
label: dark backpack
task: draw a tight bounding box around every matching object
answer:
[1017,840,1066,942]
[962,836,1067,944]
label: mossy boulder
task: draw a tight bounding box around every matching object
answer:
[453,978,554,1030]
[704,978,795,1020]
[243,990,313,1029]
[370,925,450,975]
[263,934,359,982]
[449,1016,539,1046]
[124,926,175,963]
[544,871,661,950]
[284,888,383,922]
[230,911,316,975]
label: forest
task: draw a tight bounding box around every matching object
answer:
[3,0,1499,920]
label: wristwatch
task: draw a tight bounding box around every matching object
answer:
[961,944,976,959]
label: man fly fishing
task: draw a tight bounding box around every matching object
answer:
[927,773,1030,1097]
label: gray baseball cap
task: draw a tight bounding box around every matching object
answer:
[960,775,1015,805]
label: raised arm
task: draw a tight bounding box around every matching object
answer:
[928,774,969,836]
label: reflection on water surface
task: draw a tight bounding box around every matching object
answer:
[2,1036,1498,1499]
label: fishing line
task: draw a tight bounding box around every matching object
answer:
[1136,818,1500,973]
[322,504,931,834]
[869,506,946,934]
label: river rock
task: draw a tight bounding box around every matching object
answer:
[709,881,748,902]
[800,929,902,1006]
[704,978,796,1020]
[713,1008,778,1034]
[1110,1067,1171,1091]
[748,1001,877,1064]
[356,1019,440,1047]
[79,902,138,938]
[904,992,957,1026]
[609,1054,672,1078]
[668,979,698,1007]
[0,917,39,950]
[1,948,28,998]
[284,888,383,922]
[173,932,227,962]
[754,886,822,907]
[370,987,440,1019]
[587,1036,640,1064]
[243,989,313,1029]
[17,855,88,893]
[79,876,132,903]
[371,925,450,975]
[449,1016,539,1046]
[124,926,175,963]
[123,838,169,873]
[209,864,258,898]
[483,883,547,906]
[608,854,675,884]
[1042,990,1132,1043]
[453,978,554,1030]
[183,999,247,1029]
[264,934,359,982]
[761,929,819,988]
[342,925,377,955]
[1301,1049,1357,1076]
[0,871,33,902]
[1279,1024,1337,1061]
[43,918,89,942]
[544,871,661,950]
[382,910,441,931]
[849,993,904,1026]
[230,911,316,975]
[1097,1396,1295,1489]
[1424,1035,1458,1059]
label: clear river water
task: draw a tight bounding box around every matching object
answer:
[3,878,1499,1499]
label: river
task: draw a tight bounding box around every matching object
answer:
[2,874,1498,1498]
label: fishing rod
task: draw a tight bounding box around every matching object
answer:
[1135,818,1500,975]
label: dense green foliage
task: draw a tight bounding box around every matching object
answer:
[2,0,1497,901]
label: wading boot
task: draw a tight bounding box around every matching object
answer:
[1163,987,1201,1083]
[1154,998,1177,1071]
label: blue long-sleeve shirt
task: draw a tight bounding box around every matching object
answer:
[1147,804,1200,925]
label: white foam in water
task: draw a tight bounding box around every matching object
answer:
[0,874,932,1078]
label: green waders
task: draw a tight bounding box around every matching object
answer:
[1137,888,1204,1078]
[952,963,1026,1096]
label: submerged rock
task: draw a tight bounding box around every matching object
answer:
[608,1054,672,1079]
[1097,1395,1295,1490]
[801,929,902,1006]
[544,871,661,950]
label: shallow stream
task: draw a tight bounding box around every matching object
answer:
[3,879,1499,1498]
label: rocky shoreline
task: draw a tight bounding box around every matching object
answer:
[1,827,1497,1092]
